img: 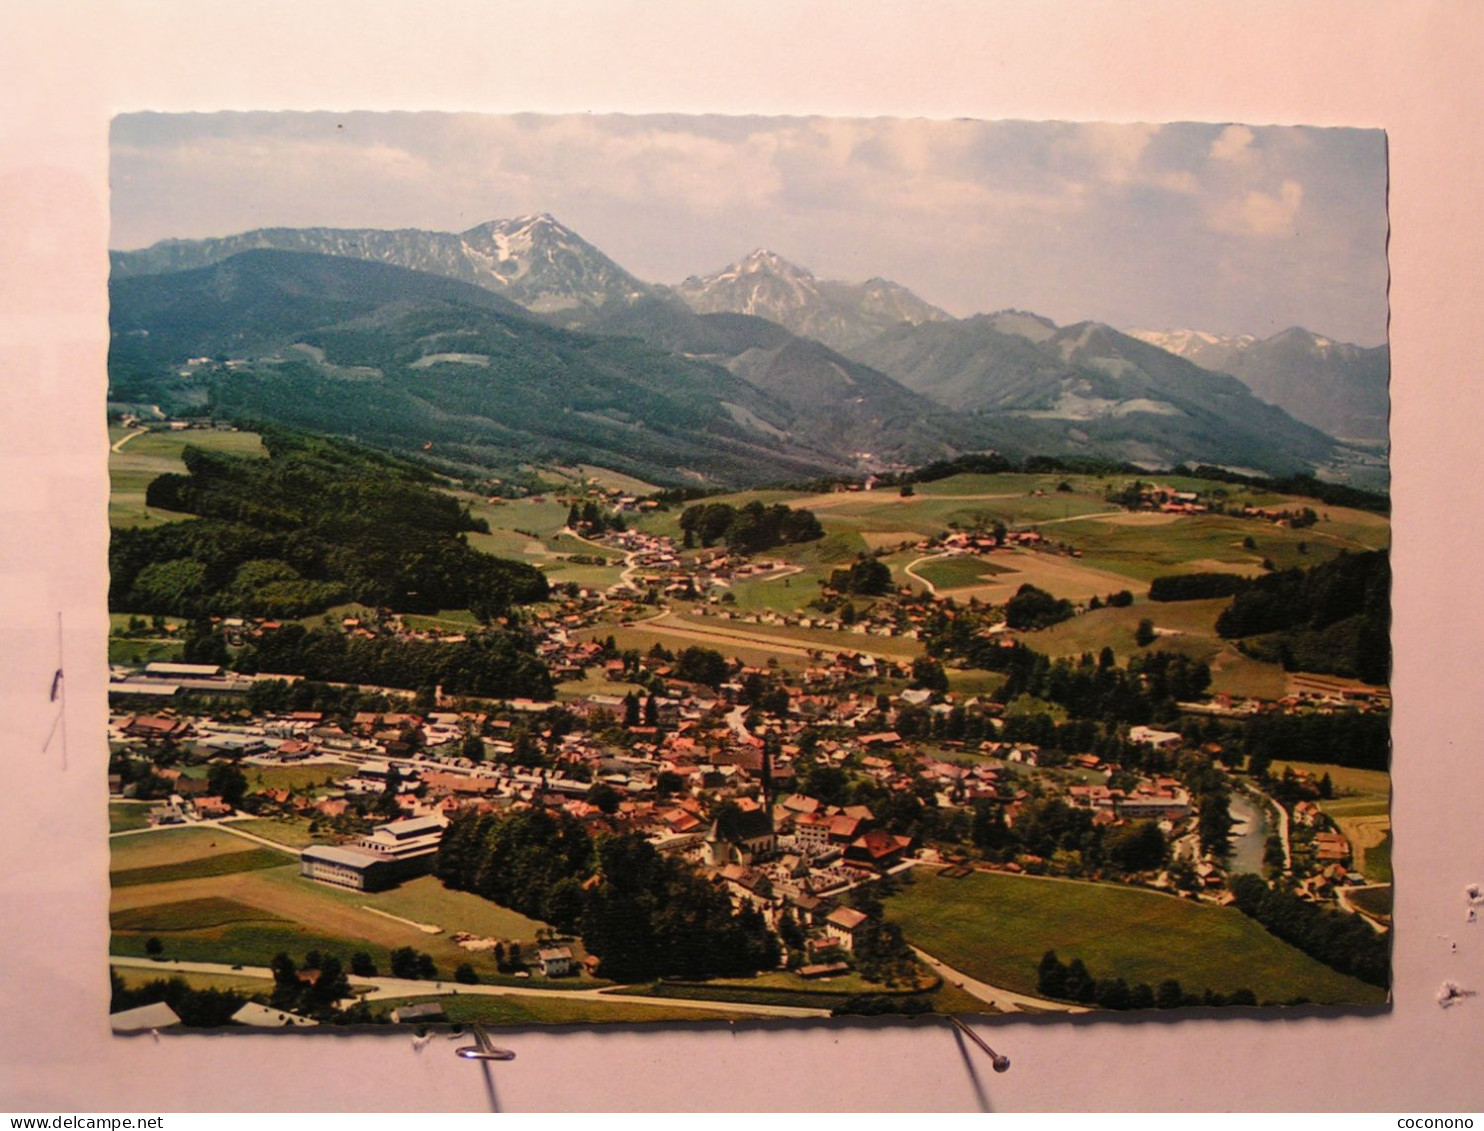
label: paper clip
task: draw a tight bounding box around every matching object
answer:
[455,1023,516,1061]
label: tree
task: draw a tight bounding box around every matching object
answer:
[829,557,892,596]
[675,646,729,689]
[1038,950,1067,998]
[350,952,377,977]
[1134,618,1156,647]
[145,936,164,958]
[389,947,422,979]
[586,783,621,814]
[1198,787,1235,861]
[1005,584,1074,630]
[205,762,249,809]
[910,656,949,693]
[455,963,479,985]
[1155,978,1186,1009]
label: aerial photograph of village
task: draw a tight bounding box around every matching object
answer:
[105,113,1390,1031]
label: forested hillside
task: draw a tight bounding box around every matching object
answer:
[1216,551,1390,684]
[109,429,549,620]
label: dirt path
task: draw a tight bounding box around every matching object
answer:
[1335,813,1391,876]
[1031,510,1129,527]
[910,947,1089,1015]
[904,553,952,595]
[1337,884,1391,933]
[650,613,908,662]
[111,429,146,454]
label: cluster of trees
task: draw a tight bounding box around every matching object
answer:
[672,646,732,689]
[226,622,554,700]
[241,676,413,719]
[110,971,251,1028]
[679,500,824,553]
[842,886,921,986]
[900,453,1139,488]
[1230,874,1390,987]
[969,798,1169,877]
[830,993,934,1017]
[1216,551,1390,684]
[434,809,779,982]
[1147,572,1250,602]
[992,647,1211,726]
[387,947,440,980]
[828,557,893,596]
[1172,465,1389,516]
[1036,952,1260,1010]
[1239,711,1391,775]
[1004,583,1074,630]
[111,430,548,620]
[257,951,381,1023]
[566,499,627,535]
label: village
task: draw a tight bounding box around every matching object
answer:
[108,487,1392,1010]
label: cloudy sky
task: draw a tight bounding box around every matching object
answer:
[111,112,1389,345]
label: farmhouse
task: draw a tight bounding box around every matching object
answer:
[823,906,869,952]
[537,946,575,977]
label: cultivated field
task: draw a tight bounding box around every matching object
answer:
[111,965,278,997]
[885,868,1385,1005]
[109,802,153,833]
[110,861,560,979]
[228,817,326,848]
[1281,761,1395,883]
[109,428,267,528]
[369,993,757,1025]
[110,826,287,879]
[912,556,1018,592]
[665,612,923,660]
[1028,596,1289,698]
[1348,886,1393,920]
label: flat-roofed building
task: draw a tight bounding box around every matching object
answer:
[300,844,398,892]
[301,816,446,892]
[110,1001,182,1033]
[231,1002,318,1028]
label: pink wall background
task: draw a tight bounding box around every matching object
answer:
[2,1,1481,1111]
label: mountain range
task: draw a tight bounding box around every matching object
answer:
[1127,327,1389,444]
[110,215,1388,489]
[673,250,952,351]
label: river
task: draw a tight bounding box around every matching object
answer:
[1227,791,1271,876]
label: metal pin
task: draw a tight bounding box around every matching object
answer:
[950,1014,1010,1073]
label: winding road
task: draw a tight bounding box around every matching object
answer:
[108,955,831,1019]
[904,552,953,595]
[910,947,1089,1014]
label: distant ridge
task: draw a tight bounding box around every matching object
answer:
[1128,326,1389,444]
[112,214,650,318]
[673,248,952,351]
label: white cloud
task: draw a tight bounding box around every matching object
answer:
[1208,178,1305,236]
[111,114,1387,343]
[1209,124,1255,163]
